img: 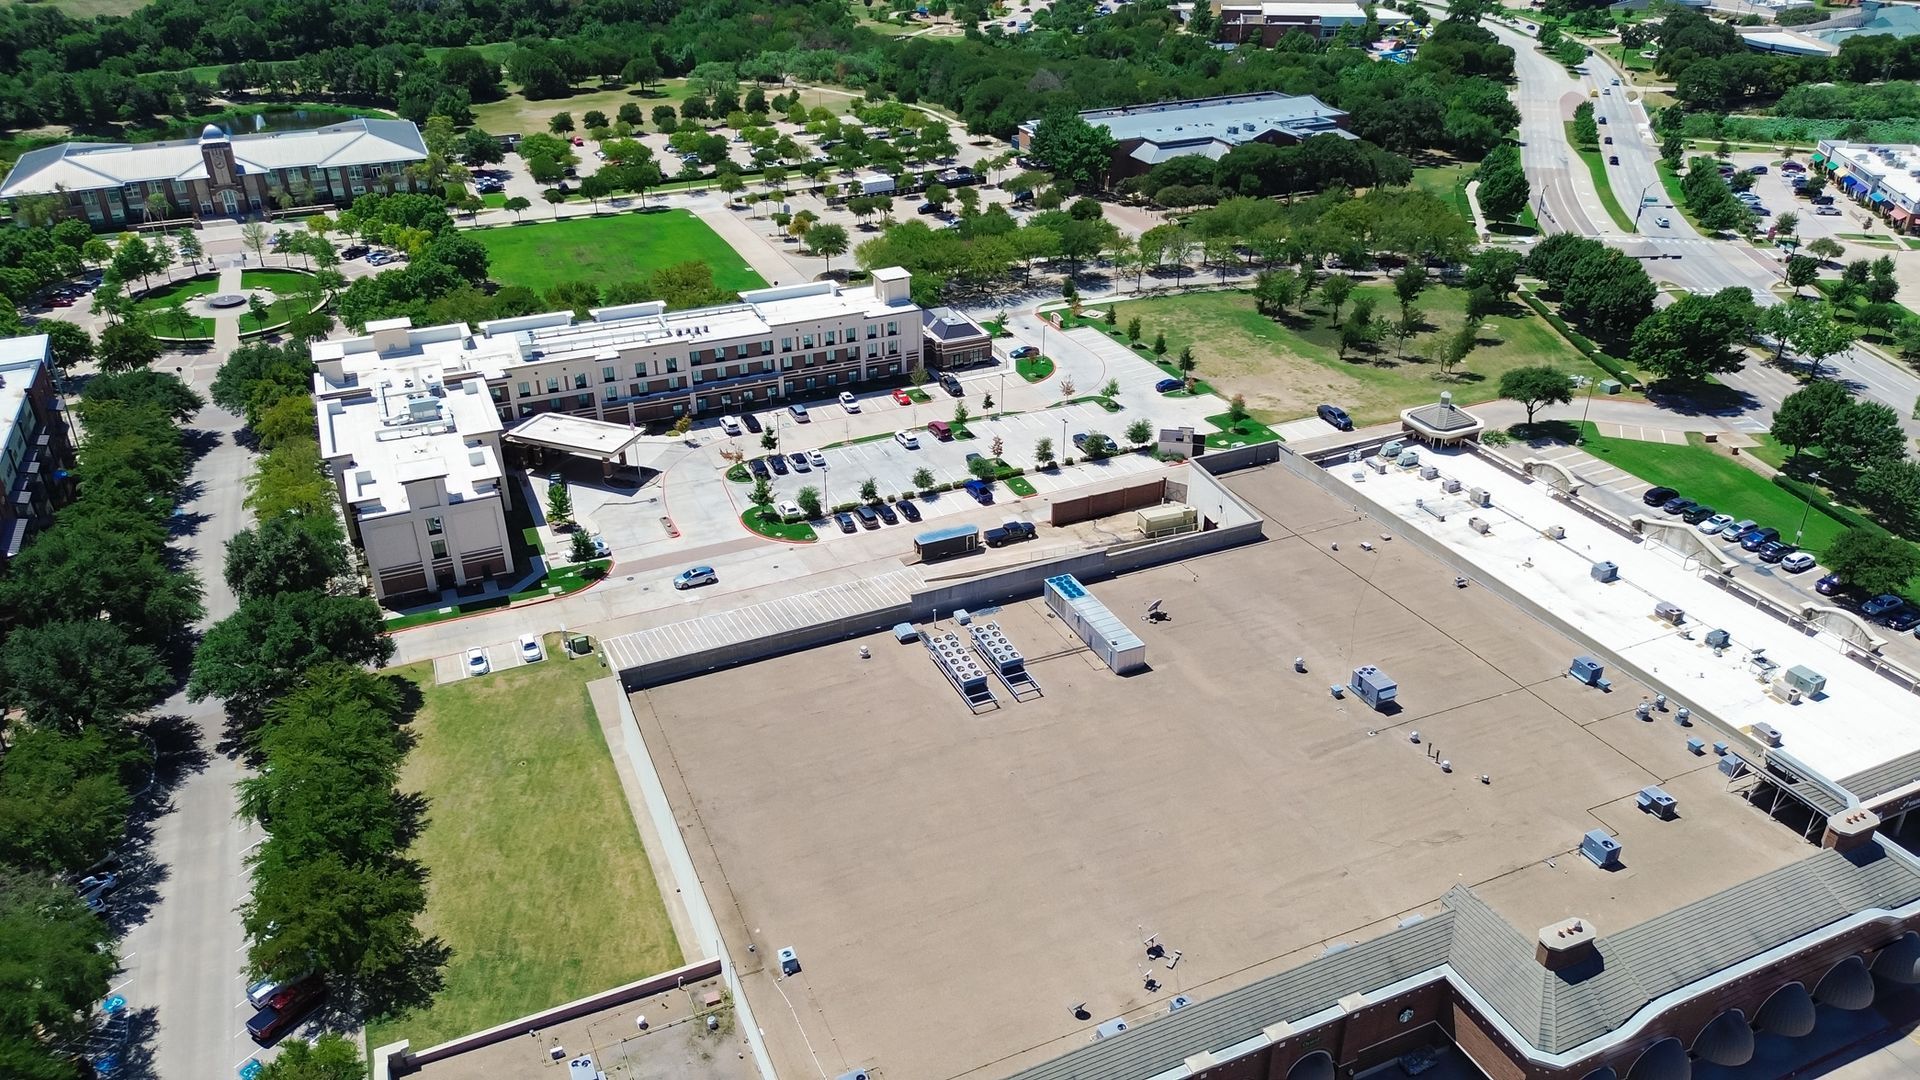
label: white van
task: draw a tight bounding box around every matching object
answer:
[719,415,743,435]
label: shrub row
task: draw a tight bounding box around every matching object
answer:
[1519,290,1641,388]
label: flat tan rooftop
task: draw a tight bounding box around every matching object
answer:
[630,464,1813,1080]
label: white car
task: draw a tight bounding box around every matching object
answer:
[519,634,544,663]
[1654,216,1670,228]
[839,391,860,412]
[465,648,490,676]
[1698,513,1734,535]
[809,449,827,468]
[894,429,920,450]
[776,499,804,520]
[1780,552,1817,574]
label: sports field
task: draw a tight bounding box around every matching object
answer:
[475,210,766,296]
[366,634,680,1050]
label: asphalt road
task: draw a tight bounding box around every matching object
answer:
[1496,19,1920,441]
[114,398,266,1080]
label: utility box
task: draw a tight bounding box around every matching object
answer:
[1687,737,1706,755]
[565,633,591,657]
[1380,439,1406,459]
[1705,628,1731,650]
[1752,722,1783,747]
[1570,655,1612,690]
[1093,1017,1129,1040]
[1581,829,1622,869]
[1591,560,1619,583]
[1785,665,1826,696]
[1349,665,1398,710]
[1600,379,1623,395]
[1469,487,1491,507]
[1654,601,1684,625]
[1637,785,1677,819]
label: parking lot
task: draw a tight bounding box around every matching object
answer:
[1727,153,1864,242]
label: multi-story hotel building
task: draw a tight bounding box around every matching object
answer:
[1,334,76,566]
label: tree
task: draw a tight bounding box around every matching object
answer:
[1320,273,1356,325]
[1763,299,1856,376]
[804,222,851,270]
[797,485,823,517]
[1500,365,1573,426]
[503,195,531,222]
[749,476,775,507]
[0,508,204,648]
[247,294,272,333]
[1152,332,1167,356]
[1125,417,1153,445]
[242,221,270,263]
[968,456,998,481]
[569,529,598,564]
[243,851,433,1005]
[1025,109,1118,190]
[1821,528,1920,596]
[1770,380,1853,463]
[1786,255,1819,295]
[1034,437,1056,469]
[912,467,936,490]
[225,515,348,601]
[1628,288,1757,383]
[859,476,880,502]
[97,317,162,373]
[544,188,567,219]
[549,112,575,134]
[176,229,204,271]
[953,401,971,426]
[1473,145,1530,222]
[719,171,746,206]
[1394,265,1428,319]
[0,727,141,876]
[0,866,117,1045]
[1807,236,1845,262]
[1859,460,1920,536]
[1083,432,1115,459]
[82,368,203,422]
[1823,400,1908,473]
[547,480,574,525]
[1254,269,1300,318]
[0,621,169,734]
[256,1034,366,1080]
[189,593,396,716]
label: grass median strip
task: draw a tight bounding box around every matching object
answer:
[743,505,818,542]
[1567,122,1636,233]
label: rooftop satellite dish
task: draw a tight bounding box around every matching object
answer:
[1145,599,1162,615]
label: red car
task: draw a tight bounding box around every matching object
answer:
[892,388,912,405]
[572,136,584,147]
[246,975,325,1045]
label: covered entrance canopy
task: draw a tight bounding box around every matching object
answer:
[504,413,679,473]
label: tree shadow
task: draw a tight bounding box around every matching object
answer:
[179,425,224,466]
[1512,419,1580,446]
[353,935,452,1021]
[1642,379,1764,419]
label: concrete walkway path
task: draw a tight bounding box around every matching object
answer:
[210,261,243,356]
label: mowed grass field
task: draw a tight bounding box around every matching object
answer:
[366,634,681,1051]
[1112,285,1597,427]
[476,210,766,295]
[1577,424,1849,554]
[25,0,148,17]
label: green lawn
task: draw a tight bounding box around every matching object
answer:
[1412,164,1473,224]
[366,634,681,1050]
[134,275,221,338]
[481,192,509,209]
[1111,284,1600,427]
[475,210,766,295]
[742,506,819,542]
[470,79,698,139]
[1016,355,1055,382]
[1576,424,1850,553]
[238,268,313,292]
[1005,475,1037,496]
[1567,123,1637,233]
[1203,411,1283,448]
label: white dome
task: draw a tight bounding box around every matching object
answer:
[200,123,229,142]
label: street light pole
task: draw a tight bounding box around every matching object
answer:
[1794,470,1824,545]
[1632,181,1659,228]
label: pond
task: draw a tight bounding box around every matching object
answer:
[148,107,393,142]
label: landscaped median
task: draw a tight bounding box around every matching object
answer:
[1015,355,1055,382]
[382,559,611,631]
[1567,122,1637,233]
[742,505,818,542]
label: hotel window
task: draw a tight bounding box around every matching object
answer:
[825,330,837,346]
[886,321,898,336]
[518,382,531,398]
[573,373,587,390]
[672,403,683,414]
[780,356,793,370]
[802,334,814,348]
[546,377,559,394]
[867,343,878,358]
[635,362,647,378]
[666,358,678,372]
[604,386,618,402]
[602,366,616,383]
[430,539,448,560]
[781,337,793,351]
[887,341,899,355]
[629,383,641,398]
[426,516,444,536]
[866,325,877,339]
[576,392,593,408]
[762,340,773,354]
[845,325,857,340]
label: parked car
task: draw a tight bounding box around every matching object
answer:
[788,403,810,421]
[590,533,610,557]
[1660,495,1697,516]
[1682,504,1718,525]
[964,478,994,504]
[1863,593,1909,621]
[788,452,811,473]
[808,450,826,468]
[892,387,913,405]
[341,244,369,259]
[673,566,718,589]
[1698,513,1734,535]
[1722,518,1758,542]
[1749,165,1768,175]
[776,499,804,521]
[1009,345,1038,359]
[1756,541,1795,564]
[894,429,919,449]
[465,648,489,677]
[1816,573,1846,596]
[1642,486,1679,507]
[749,457,769,479]
[77,873,118,912]
[1741,527,1782,551]
[743,412,763,434]
[1072,432,1090,449]
[519,634,545,663]
[875,501,899,525]
[1815,206,1841,216]
[1155,377,1184,394]
[247,976,325,1045]
[985,520,1037,547]
[1780,552,1817,574]
[768,453,789,475]
[839,390,860,412]
[897,498,922,523]
[939,372,964,396]
[1603,136,1613,145]
[246,973,303,1011]
[1887,606,1920,632]
[834,511,857,533]
[855,505,880,528]
[1315,403,1354,431]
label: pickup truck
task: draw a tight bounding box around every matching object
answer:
[984,520,1036,547]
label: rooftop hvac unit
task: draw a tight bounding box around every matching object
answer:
[1397,449,1421,468]
[1365,456,1389,474]
[1705,628,1731,650]
[1637,785,1677,820]
[1469,487,1491,507]
[1687,737,1706,755]
[1419,464,1439,480]
[1752,722,1783,747]
[1093,1017,1129,1040]
[1771,678,1803,705]
[1654,601,1684,625]
[1591,560,1619,583]
[1718,754,1744,777]
[1441,477,1462,493]
[1380,439,1406,459]
[1580,829,1622,869]
[1569,655,1611,690]
[836,1072,873,1080]
[1169,995,1195,1013]
[1785,665,1826,695]
[1349,665,1398,711]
